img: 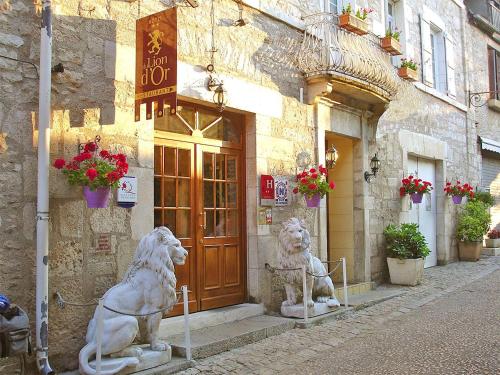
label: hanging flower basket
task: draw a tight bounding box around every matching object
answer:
[380,36,402,55]
[83,186,111,208]
[338,14,369,35]
[304,193,321,208]
[52,136,129,209]
[452,195,463,205]
[444,181,474,204]
[410,193,423,204]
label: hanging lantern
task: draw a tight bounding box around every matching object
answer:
[325,145,339,169]
[213,83,227,112]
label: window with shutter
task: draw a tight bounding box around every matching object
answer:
[488,47,500,100]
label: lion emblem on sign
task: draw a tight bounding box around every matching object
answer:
[147,29,164,55]
[79,227,188,375]
[278,218,340,308]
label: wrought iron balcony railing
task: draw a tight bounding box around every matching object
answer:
[295,12,401,100]
[465,0,500,33]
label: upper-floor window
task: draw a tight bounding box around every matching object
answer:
[326,0,339,14]
[430,26,447,93]
[387,0,395,30]
[488,47,500,99]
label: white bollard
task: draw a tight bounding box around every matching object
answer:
[302,265,308,323]
[342,257,348,308]
[96,298,104,375]
[182,286,192,361]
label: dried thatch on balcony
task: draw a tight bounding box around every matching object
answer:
[295,12,403,100]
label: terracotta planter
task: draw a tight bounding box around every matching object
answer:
[398,66,418,81]
[458,241,482,261]
[304,193,321,208]
[338,14,368,35]
[485,238,500,248]
[387,257,424,286]
[380,36,402,55]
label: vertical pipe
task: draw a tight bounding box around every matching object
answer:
[36,1,53,374]
[182,286,192,361]
[302,266,308,323]
[95,299,104,375]
[342,257,348,308]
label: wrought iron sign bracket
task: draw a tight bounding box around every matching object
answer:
[468,90,500,108]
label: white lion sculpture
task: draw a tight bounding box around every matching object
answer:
[278,218,339,308]
[79,227,188,375]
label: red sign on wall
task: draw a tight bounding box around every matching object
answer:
[260,175,275,206]
[135,8,177,121]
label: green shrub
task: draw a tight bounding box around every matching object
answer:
[456,201,491,242]
[471,191,495,207]
[383,223,430,259]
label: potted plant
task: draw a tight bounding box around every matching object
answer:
[456,201,491,261]
[398,58,418,81]
[485,229,500,248]
[380,27,401,55]
[471,190,495,207]
[53,138,129,208]
[293,165,335,208]
[383,223,430,286]
[338,4,372,36]
[399,175,433,204]
[444,181,475,204]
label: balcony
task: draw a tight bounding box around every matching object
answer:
[465,0,500,39]
[295,12,403,108]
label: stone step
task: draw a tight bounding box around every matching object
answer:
[158,303,264,337]
[335,281,375,298]
[482,247,500,256]
[338,285,405,308]
[162,315,295,359]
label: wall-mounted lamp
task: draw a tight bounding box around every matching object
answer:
[233,0,247,26]
[325,145,339,169]
[207,75,227,112]
[364,153,381,183]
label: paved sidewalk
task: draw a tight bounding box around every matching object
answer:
[177,257,500,375]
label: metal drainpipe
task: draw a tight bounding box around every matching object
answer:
[36,1,54,374]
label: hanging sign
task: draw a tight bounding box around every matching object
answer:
[135,8,177,121]
[274,176,289,207]
[117,176,138,208]
[260,175,275,206]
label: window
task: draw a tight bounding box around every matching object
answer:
[326,0,339,14]
[387,0,395,30]
[488,47,500,100]
[429,26,447,93]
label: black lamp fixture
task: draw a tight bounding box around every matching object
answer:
[207,73,227,112]
[364,153,381,183]
[325,145,339,169]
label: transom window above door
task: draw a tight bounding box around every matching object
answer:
[155,102,243,145]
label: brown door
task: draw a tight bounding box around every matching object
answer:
[153,104,246,314]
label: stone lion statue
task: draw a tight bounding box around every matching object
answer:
[79,227,188,375]
[278,218,339,308]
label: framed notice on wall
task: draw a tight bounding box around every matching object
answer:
[274,176,289,207]
[135,8,177,121]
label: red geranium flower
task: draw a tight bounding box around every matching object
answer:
[300,178,308,184]
[80,152,92,161]
[293,187,299,194]
[311,173,318,179]
[99,150,110,159]
[84,142,97,152]
[309,168,316,173]
[329,181,336,189]
[53,158,65,169]
[400,187,406,197]
[308,183,317,190]
[86,168,98,181]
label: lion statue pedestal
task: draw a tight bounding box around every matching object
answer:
[278,218,340,319]
[79,227,188,375]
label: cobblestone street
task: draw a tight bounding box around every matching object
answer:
[178,257,500,375]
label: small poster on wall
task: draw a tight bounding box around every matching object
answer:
[257,207,272,225]
[274,176,289,207]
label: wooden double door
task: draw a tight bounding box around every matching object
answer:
[154,138,246,315]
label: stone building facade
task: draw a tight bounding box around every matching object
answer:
[0,0,498,373]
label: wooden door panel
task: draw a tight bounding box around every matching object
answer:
[224,245,240,286]
[203,246,222,289]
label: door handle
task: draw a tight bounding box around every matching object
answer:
[199,211,207,230]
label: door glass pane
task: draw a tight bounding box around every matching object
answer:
[198,107,222,130]
[216,154,225,180]
[154,209,162,228]
[227,210,238,236]
[178,179,190,207]
[203,153,213,179]
[176,209,191,238]
[215,210,225,236]
[163,147,176,176]
[164,209,176,234]
[163,178,176,207]
[216,182,226,208]
[178,149,191,177]
[204,181,214,208]
[227,156,237,180]
[176,104,195,127]
[205,209,214,237]
[154,146,162,175]
[227,183,237,208]
[154,177,162,206]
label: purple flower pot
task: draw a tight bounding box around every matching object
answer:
[83,186,111,208]
[410,193,423,204]
[305,193,321,208]
[452,195,463,204]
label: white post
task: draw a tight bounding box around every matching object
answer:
[36,1,53,374]
[182,286,192,361]
[302,265,308,323]
[342,257,348,308]
[95,299,104,375]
